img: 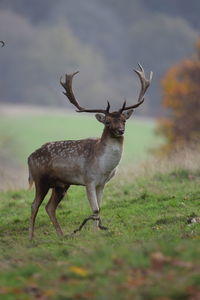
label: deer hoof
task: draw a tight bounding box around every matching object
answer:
[98,224,108,230]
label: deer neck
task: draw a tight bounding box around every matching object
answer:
[97,127,124,171]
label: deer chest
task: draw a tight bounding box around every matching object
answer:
[99,143,122,174]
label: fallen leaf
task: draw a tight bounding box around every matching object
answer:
[0,287,23,295]
[151,251,196,271]
[56,261,68,266]
[74,291,95,299]
[112,257,123,266]
[31,273,41,280]
[172,259,193,268]
[0,287,10,294]
[151,252,171,270]
[191,217,200,223]
[59,274,69,282]
[11,288,23,295]
[126,276,145,288]
[188,174,196,180]
[187,214,200,224]
[186,286,200,300]
[69,266,89,277]
[24,284,43,298]
[43,289,56,298]
[156,297,172,300]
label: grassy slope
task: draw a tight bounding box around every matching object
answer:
[0,169,200,299]
[0,114,159,165]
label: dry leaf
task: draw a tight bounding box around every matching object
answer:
[172,260,193,268]
[69,266,89,277]
[24,284,43,298]
[151,252,171,270]
[74,291,95,299]
[59,274,69,282]
[127,276,145,288]
[0,287,10,294]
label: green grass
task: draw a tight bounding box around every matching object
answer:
[0,168,200,299]
[0,114,160,165]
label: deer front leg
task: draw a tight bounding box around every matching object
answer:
[73,182,99,233]
[96,185,104,207]
[87,183,101,230]
[86,183,108,230]
[86,182,100,215]
[94,185,107,230]
[73,182,107,233]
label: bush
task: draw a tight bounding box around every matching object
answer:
[156,38,200,155]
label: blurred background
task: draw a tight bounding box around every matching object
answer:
[0,0,200,189]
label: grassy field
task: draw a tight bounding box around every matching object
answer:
[0,167,200,299]
[0,113,160,165]
[1,109,200,299]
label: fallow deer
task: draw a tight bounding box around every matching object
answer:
[28,64,152,239]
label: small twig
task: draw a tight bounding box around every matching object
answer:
[98,218,108,230]
[73,215,108,234]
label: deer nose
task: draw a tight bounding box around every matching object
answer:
[117,129,124,135]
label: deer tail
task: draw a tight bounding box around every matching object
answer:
[28,166,34,190]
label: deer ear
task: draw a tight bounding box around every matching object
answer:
[122,109,134,120]
[95,114,106,124]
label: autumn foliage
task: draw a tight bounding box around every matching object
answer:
[157,39,200,155]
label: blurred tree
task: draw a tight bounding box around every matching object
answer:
[157,39,200,155]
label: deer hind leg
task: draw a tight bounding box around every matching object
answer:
[45,185,70,236]
[29,181,49,240]
[73,183,107,233]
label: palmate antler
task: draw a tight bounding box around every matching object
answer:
[60,64,153,114]
[60,72,111,114]
[119,64,153,112]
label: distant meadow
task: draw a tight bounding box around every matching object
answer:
[0,109,160,165]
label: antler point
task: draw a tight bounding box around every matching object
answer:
[106,100,110,113]
[150,71,153,81]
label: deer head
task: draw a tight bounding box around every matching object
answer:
[94,110,133,137]
[60,64,153,137]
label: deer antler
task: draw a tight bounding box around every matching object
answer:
[60,65,152,114]
[119,64,153,112]
[0,41,5,47]
[60,72,110,114]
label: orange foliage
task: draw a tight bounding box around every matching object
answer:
[157,38,200,155]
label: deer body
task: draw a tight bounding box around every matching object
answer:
[29,130,123,188]
[28,64,152,239]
